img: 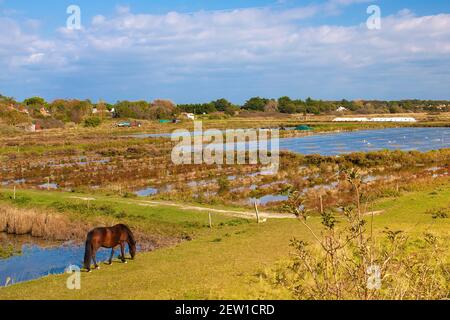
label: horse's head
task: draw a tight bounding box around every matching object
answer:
[129,241,136,259]
[121,224,137,259]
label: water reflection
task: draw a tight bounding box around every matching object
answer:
[279,127,450,155]
[0,233,126,286]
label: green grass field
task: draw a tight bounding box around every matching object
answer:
[0,183,449,300]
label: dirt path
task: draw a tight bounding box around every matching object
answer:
[123,199,296,220]
[128,200,386,220]
[65,195,384,220]
[65,195,295,219]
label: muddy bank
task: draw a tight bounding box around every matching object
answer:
[0,204,175,252]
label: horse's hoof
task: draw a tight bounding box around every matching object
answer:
[123,261,128,264]
[95,266,100,270]
[87,270,92,273]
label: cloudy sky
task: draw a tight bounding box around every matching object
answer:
[0,0,449,103]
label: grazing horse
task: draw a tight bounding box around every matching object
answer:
[83,224,136,272]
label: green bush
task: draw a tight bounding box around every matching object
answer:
[84,117,101,128]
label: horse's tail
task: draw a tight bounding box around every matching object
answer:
[83,232,93,270]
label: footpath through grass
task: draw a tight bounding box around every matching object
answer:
[0,188,245,239]
[0,183,449,299]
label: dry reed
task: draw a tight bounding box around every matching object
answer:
[0,204,91,241]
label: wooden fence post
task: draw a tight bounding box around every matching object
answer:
[319,194,323,214]
[254,201,260,224]
[208,213,212,229]
[13,185,16,200]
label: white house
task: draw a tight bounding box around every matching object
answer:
[336,106,348,112]
[181,112,195,120]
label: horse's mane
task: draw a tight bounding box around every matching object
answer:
[118,224,136,244]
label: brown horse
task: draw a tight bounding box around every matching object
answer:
[83,224,136,272]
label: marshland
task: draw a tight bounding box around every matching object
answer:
[2,0,450,302]
[0,95,449,299]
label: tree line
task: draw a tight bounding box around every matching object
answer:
[0,93,449,128]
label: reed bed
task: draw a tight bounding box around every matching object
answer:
[0,205,89,241]
[0,204,165,250]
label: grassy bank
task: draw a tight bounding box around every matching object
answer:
[0,181,448,299]
[0,189,246,242]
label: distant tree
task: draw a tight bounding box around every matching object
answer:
[243,97,268,111]
[389,103,404,114]
[24,96,46,106]
[150,99,178,119]
[114,100,151,119]
[301,98,318,114]
[151,99,176,109]
[67,100,93,123]
[212,98,232,112]
[47,99,69,121]
[352,100,364,108]
[359,104,377,114]
[278,96,297,114]
[224,105,240,116]
[305,97,315,106]
[95,100,108,119]
[177,103,217,114]
[264,99,279,112]
[0,94,17,105]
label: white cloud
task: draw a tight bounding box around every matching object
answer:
[60,8,448,69]
[0,4,449,101]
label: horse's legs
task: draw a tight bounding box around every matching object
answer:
[108,248,115,265]
[120,242,127,263]
[92,248,99,269]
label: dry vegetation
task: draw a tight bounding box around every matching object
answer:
[0,124,449,213]
[263,169,450,300]
[0,203,168,251]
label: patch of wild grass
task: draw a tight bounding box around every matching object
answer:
[49,201,127,219]
[426,207,449,219]
[0,243,21,259]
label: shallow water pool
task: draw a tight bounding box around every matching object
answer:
[0,234,127,286]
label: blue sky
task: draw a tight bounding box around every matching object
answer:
[0,0,449,103]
